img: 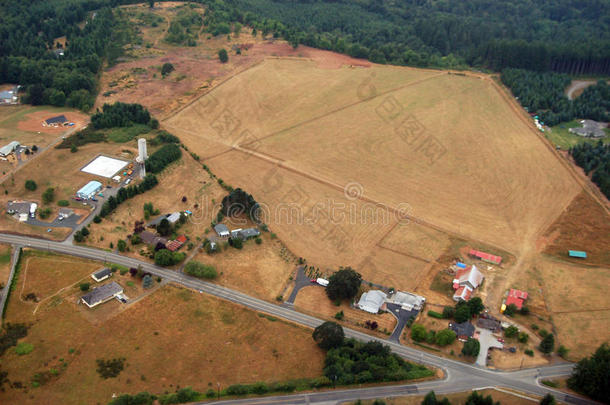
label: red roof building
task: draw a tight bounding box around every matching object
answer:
[166,235,187,252]
[505,289,528,309]
[468,249,502,265]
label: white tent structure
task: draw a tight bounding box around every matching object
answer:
[357,290,387,314]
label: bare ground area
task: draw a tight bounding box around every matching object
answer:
[0,243,12,288]
[2,255,324,405]
[542,191,610,266]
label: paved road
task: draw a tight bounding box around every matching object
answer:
[0,234,596,405]
[286,266,316,304]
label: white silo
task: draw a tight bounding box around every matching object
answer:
[137,138,147,162]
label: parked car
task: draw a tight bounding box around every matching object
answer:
[498,338,505,343]
[74,197,82,201]
[91,198,98,202]
[508,347,517,353]
[106,185,112,189]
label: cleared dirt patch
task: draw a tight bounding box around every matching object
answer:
[552,311,610,360]
[0,243,12,288]
[2,275,324,405]
[16,110,89,134]
[542,191,610,266]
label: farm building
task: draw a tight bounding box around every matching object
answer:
[568,120,606,138]
[357,290,387,314]
[449,321,475,341]
[214,224,230,238]
[468,249,502,265]
[166,235,187,252]
[386,291,426,311]
[477,315,502,333]
[76,180,102,199]
[91,268,112,282]
[81,282,123,308]
[568,250,587,259]
[0,141,20,157]
[503,289,528,311]
[452,265,484,302]
[44,115,68,126]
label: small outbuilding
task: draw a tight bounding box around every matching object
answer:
[44,115,68,126]
[81,282,123,308]
[568,250,587,259]
[91,268,112,282]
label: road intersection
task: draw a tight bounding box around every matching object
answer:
[0,233,595,405]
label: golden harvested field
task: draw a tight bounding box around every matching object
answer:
[379,221,451,263]
[191,233,295,301]
[2,265,324,405]
[162,58,582,297]
[356,247,432,292]
[533,257,610,359]
[165,59,580,253]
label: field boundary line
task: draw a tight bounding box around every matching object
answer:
[239,71,447,148]
[375,244,433,264]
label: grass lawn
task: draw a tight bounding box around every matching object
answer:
[546,120,609,150]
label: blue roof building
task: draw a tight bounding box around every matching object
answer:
[568,250,587,259]
[76,181,102,199]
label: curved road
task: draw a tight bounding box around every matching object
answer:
[0,234,595,405]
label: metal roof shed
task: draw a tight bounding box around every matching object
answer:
[568,250,587,258]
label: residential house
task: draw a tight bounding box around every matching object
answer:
[81,282,123,308]
[504,288,528,311]
[44,115,68,126]
[140,231,168,247]
[449,321,475,341]
[214,224,230,238]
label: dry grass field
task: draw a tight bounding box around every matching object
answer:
[1,254,324,405]
[0,243,12,288]
[535,257,610,359]
[162,58,582,299]
[191,233,295,301]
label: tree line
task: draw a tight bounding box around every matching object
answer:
[570,141,610,199]
[199,0,610,74]
[502,69,610,126]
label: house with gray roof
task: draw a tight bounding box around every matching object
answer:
[81,282,123,308]
[214,223,230,238]
[449,321,475,341]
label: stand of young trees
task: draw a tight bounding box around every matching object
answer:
[201,0,610,75]
[502,70,610,126]
[570,141,610,199]
[0,1,127,110]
